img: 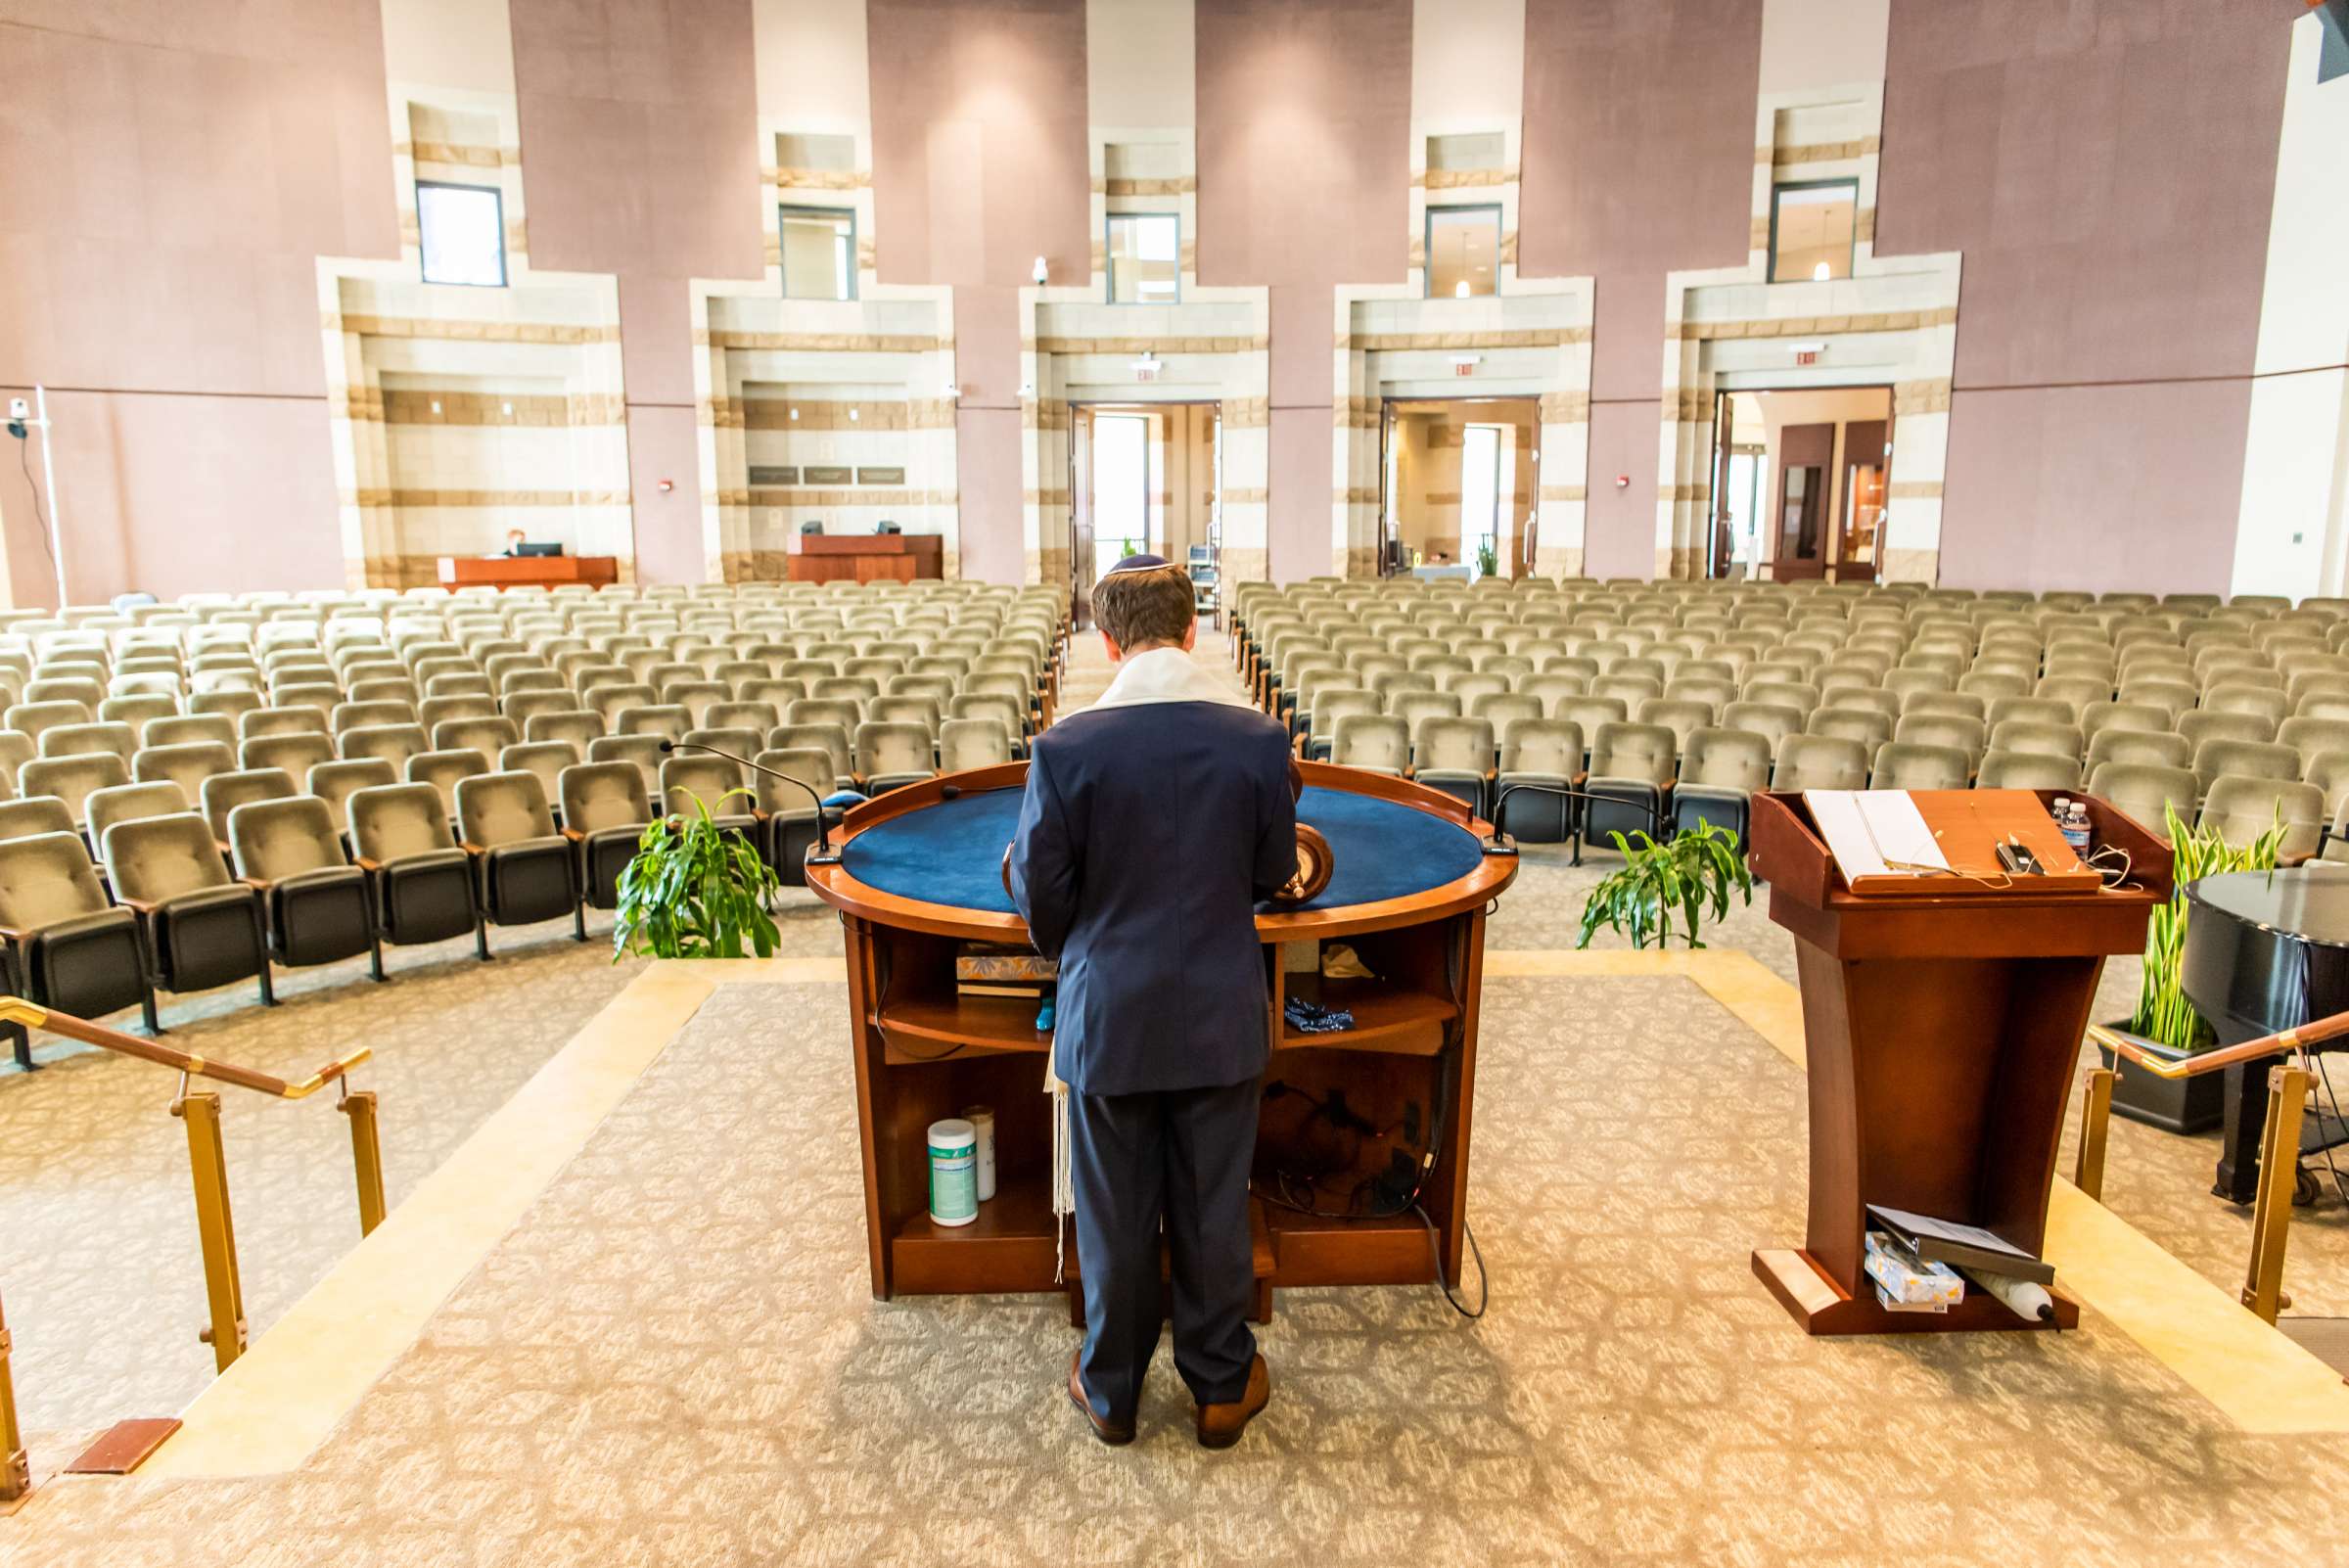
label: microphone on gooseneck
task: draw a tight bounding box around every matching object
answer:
[660,739,843,866]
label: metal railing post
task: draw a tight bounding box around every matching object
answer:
[2242,1064,2311,1324]
[0,1289,27,1507]
[174,1089,249,1372]
[340,1087,387,1237]
[2073,1067,2114,1201]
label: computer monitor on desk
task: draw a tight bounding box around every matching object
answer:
[515,541,563,557]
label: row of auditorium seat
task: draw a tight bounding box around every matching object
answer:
[0,579,1068,1067]
[1232,576,2349,863]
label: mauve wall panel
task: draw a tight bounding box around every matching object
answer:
[1521,0,1761,404]
[1937,381,2255,595]
[1198,0,1410,579]
[1581,401,1661,580]
[0,0,396,603]
[1878,0,2296,391]
[868,0,1088,580]
[510,0,763,582]
[1878,0,2296,590]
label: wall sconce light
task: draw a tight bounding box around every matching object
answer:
[1032,254,1049,286]
[849,407,859,422]
[789,407,800,420]
[1811,261,1830,282]
[1453,280,1470,299]
[430,399,442,416]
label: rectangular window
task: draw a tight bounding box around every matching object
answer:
[1106,214,1178,304]
[1427,206,1500,299]
[780,206,856,301]
[1769,179,1858,283]
[417,181,506,288]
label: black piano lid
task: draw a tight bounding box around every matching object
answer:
[2183,864,2349,950]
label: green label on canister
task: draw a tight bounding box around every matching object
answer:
[928,1120,978,1225]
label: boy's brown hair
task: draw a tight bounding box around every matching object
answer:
[1093,564,1195,650]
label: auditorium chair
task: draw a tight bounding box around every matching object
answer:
[1905,691,1987,722]
[1808,706,1894,756]
[1869,742,1972,792]
[0,798,75,844]
[1413,716,1497,815]
[406,749,490,826]
[854,721,936,794]
[1331,714,1409,776]
[680,727,765,766]
[703,701,781,738]
[84,782,192,848]
[1493,718,1585,844]
[0,829,156,1052]
[143,715,235,751]
[1772,734,1867,794]
[2191,739,2299,800]
[2086,762,2200,838]
[7,701,93,744]
[1978,749,2082,792]
[229,796,378,978]
[22,754,130,831]
[1671,727,1772,844]
[307,758,397,848]
[498,743,579,822]
[769,724,853,791]
[239,705,328,741]
[241,731,335,779]
[187,689,265,726]
[454,772,580,956]
[2084,727,2191,772]
[583,734,664,800]
[2200,774,2326,862]
[737,680,806,717]
[522,711,604,753]
[1580,721,1677,853]
[433,716,521,758]
[101,812,274,1008]
[199,767,297,852]
[500,691,574,732]
[1987,720,2084,761]
[938,718,1014,774]
[558,761,652,920]
[101,695,177,733]
[349,783,481,954]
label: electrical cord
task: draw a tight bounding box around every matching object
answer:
[1415,1202,1489,1319]
[16,440,57,574]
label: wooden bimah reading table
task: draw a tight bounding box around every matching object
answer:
[1746,788,2172,1335]
[805,761,1515,1317]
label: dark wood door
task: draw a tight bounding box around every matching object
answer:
[1772,422,1832,580]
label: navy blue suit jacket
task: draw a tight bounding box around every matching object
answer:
[1008,683,1297,1096]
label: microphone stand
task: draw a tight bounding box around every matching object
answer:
[660,739,843,866]
[1481,782,1669,858]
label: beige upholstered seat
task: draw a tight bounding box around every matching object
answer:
[768,723,852,790]
[524,710,606,751]
[21,755,131,827]
[198,767,297,846]
[404,749,490,821]
[2200,774,2326,860]
[455,771,579,948]
[348,782,480,952]
[558,761,652,912]
[101,810,272,1005]
[238,705,329,741]
[1978,749,2082,792]
[0,829,154,1038]
[2086,762,2200,840]
[1869,742,1973,792]
[240,731,336,778]
[1772,734,1867,793]
[1332,714,1409,776]
[854,721,935,793]
[85,782,192,844]
[0,798,77,843]
[227,795,376,972]
[586,734,667,798]
[307,758,398,837]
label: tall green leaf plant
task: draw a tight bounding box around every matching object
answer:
[2126,800,2283,1050]
[1576,821,1754,950]
[613,788,783,960]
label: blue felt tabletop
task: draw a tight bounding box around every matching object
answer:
[839,783,1484,916]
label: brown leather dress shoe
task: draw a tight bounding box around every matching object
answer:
[1195,1354,1270,1450]
[1069,1350,1134,1446]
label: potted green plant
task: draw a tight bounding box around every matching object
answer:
[2099,800,2284,1133]
[1473,538,1498,580]
[1575,821,1753,949]
[612,788,784,960]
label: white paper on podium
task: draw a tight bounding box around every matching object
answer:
[1804,790,1948,886]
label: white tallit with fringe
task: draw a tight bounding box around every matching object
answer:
[1045,644,1254,1277]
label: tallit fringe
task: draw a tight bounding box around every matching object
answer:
[1046,1058,1074,1282]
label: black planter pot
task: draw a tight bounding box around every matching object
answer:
[2096,1020,2228,1135]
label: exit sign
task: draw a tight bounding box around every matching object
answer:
[1452,360,1476,377]
[1134,361,1160,384]
[1794,349,1819,366]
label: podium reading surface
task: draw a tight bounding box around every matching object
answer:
[804,761,1513,1315]
[1746,789,2172,1334]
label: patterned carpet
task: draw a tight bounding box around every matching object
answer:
[12,977,2349,1567]
[5,627,2349,1562]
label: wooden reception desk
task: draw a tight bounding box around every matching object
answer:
[438,556,619,591]
[786,533,944,584]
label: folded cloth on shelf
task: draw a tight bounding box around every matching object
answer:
[1283,997,1354,1034]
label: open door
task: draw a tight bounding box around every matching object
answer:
[1068,407,1096,627]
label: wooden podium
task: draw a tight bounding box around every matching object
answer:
[786,533,944,583]
[1745,789,2172,1334]
[437,555,618,591]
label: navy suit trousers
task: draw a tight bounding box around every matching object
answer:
[1068,1077,1260,1419]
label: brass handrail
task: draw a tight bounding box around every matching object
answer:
[0,997,386,1505]
[0,997,369,1099]
[2074,1011,2348,1323]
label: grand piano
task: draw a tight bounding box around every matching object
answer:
[2186,865,2349,1205]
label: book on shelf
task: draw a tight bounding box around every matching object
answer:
[956,943,1058,983]
[957,980,1046,999]
[1865,1204,2053,1286]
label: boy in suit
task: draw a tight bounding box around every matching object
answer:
[1008,554,1296,1448]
